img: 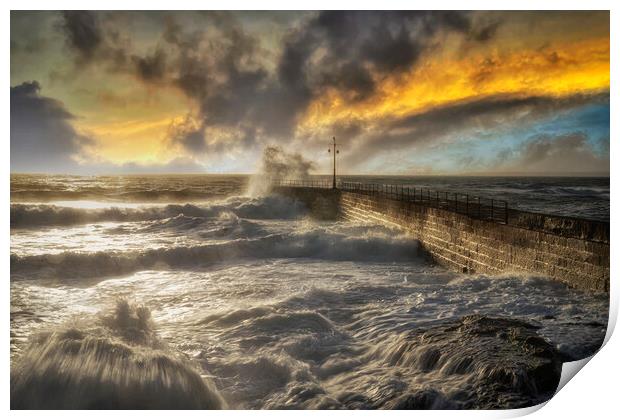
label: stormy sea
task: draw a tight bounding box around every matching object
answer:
[10,174,609,409]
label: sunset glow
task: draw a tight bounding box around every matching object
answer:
[11,11,610,175]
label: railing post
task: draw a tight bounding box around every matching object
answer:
[466,194,469,216]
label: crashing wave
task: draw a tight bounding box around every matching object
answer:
[10,300,225,409]
[11,227,421,282]
[11,195,308,229]
[372,315,563,409]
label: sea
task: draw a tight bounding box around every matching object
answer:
[9,174,610,409]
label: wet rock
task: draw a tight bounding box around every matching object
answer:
[379,314,563,409]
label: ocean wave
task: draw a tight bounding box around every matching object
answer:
[11,228,422,281]
[212,353,317,407]
[196,309,564,409]
[372,315,562,408]
[11,189,225,203]
[309,314,564,409]
[10,195,308,229]
[10,174,248,203]
[196,307,342,408]
[10,300,225,409]
[96,212,268,242]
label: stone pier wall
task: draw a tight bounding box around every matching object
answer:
[275,186,610,292]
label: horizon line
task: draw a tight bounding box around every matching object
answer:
[9,172,611,178]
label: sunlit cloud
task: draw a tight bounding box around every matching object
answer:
[10,11,609,175]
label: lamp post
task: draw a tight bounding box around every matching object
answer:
[328,136,339,189]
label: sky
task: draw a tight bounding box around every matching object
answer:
[10,11,610,175]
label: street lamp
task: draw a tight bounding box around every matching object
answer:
[328,136,339,189]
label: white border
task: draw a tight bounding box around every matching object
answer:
[3,2,617,419]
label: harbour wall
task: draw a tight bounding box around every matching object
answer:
[274,186,610,292]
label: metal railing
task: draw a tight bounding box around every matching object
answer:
[273,179,333,189]
[272,179,508,224]
[271,179,609,242]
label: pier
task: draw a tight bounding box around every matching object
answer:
[273,179,610,292]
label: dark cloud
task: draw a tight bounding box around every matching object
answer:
[59,11,129,69]
[132,49,167,82]
[11,81,94,173]
[42,11,610,174]
[9,80,206,174]
[281,11,483,105]
[160,14,272,152]
[344,92,610,166]
[60,11,103,60]
[267,11,498,137]
[54,11,502,156]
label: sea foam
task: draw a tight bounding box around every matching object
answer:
[11,300,225,409]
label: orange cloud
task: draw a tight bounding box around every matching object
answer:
[300,37,609,131]
[74,116,177,164]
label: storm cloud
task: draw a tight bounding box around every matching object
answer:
[60,11,103,60]
[57,11,503,155]
[10,81,207,174]
[343,92,610,167]
[10,81,94,173]
[59,11,130,70]
[12,11,608,175]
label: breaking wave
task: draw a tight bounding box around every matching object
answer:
[10,174,609,409]
[190,305,565,409]
[11,195,308,229]
[11,300,225,409]
[321,315,563,409]
[11,227,421,281]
